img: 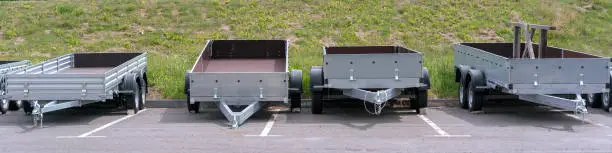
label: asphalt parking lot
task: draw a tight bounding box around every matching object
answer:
[1,100,611,153]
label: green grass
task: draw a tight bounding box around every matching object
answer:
[0,0,610,99]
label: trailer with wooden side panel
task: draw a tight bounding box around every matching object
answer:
[454,22,610,115]
[185,40,302,128]
[309,46,430,115]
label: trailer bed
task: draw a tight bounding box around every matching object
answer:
[5,53,147,101]
[455,43,608,94]
[195,59,285,72]
[186,39,299,128]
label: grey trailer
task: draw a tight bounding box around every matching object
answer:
[2,53,148,126]
[185,40,302,128]
[309,46,430,115]
[0,60,30,114]
[454,22,610,115]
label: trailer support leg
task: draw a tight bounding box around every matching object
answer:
[30,100,99,127]
[218,100,262,128]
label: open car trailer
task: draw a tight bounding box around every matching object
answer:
[185,40,302,128]
[2,53,148,126]
[309,46,430,115]
[0,60,30,114]
[454,22,611,115]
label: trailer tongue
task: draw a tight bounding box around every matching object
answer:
[454,22,610,115]
[185,40,302,128]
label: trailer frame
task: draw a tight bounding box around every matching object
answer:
[454,22,610,114]
[309,46,430,115]
[2,53,148,126]
[185,40,302,128]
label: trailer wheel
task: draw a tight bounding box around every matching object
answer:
[410,89,428,114]
[289,70,303,111]
[138,76,147,110]
[310,66,324,114]
[122,74,141,114]
[586,93,602,108]
[0,100,7,114]
[184,72,190,94]
[467,80,483,112]
[458,78,468,109]
[187,94,200,113]
[7,100,19,111]
[22,101,33,115]
[311,93,323,114]
[603,92,610,112]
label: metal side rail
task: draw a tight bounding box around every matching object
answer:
[31,100,98,127]
[218,99,262,128]
[518,94,588,114]
[342,88,402,105]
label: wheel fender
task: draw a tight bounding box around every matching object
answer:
[419,67,430,90]
[309,66,324,93]
[456,65,469,83]
[467,69,486,92]
[289,69,303,94]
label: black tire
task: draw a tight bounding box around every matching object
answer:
[184,72,190,94]
[289,70,303,110]
[0,100,7,114]
[290,93,301,111]
[587,93,602,108]
[459,79,468,109]
[22,101,33,115]
[311,92,323,114]
[409,89,428,114]
[309,66,324,114]
[187,93,200,113]
[467,80,484,112]
[122,74,140,114]
[138,76,147,110]
[602,92,610,112]
[7,100,19,111]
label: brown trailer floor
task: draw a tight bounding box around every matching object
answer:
[198,59,285,72]
[59,67,113,74]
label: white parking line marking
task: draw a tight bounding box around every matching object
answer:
[417,114,449,136]
[245,113,280,137]
[417,114,471,137]
[259,113,278,136]
[72,109,148,138]
[56,136,106,139]
[427,135,472,138]
[564,113,610,128]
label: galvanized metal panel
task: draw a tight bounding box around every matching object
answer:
[454,44,510,87]
[510,84,606,94]
[509,58,609,84]
[0,61,29,74]
[323,53,422,89]
[189,72,288,98]
[3,53,147,101]
[324,53,421,79]
[327,78,421,89]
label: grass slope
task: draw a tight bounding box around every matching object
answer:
[0,0,610,99]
